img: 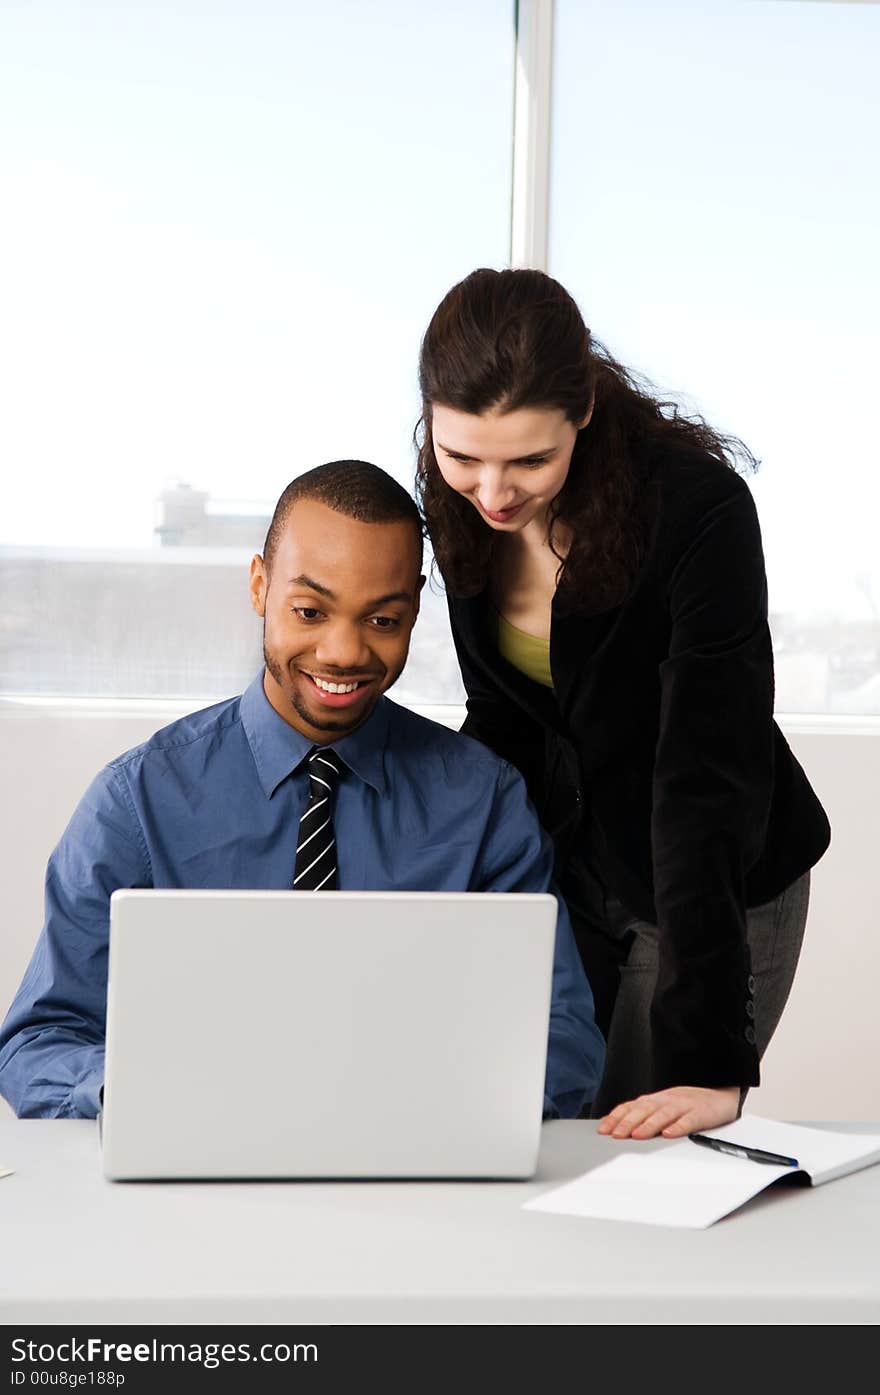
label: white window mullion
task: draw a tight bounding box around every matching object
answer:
[510,0,555,270]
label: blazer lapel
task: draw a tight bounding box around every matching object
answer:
[453,591,562,732]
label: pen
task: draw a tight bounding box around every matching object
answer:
[688,1133,799,1168]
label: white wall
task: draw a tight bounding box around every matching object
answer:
[1,701,878,1121]
[753,722,880,1121]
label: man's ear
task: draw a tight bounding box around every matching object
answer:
[249,555,268,617]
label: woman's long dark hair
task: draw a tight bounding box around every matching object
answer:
[415,268,756,614]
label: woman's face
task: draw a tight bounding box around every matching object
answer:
[431,402,588,537]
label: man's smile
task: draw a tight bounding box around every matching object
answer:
[299,670,379,709]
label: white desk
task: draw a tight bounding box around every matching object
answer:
[2,1119,879,1324]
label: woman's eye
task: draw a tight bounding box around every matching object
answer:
[446,450,550,468]
[369,616,399,629]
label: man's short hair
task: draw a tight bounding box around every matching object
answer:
[263,460,425,575]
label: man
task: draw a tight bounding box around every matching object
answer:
[0,461,604,1120]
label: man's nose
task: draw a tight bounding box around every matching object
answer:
[313,622,371,673]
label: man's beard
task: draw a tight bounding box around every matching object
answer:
[263,639,381,734]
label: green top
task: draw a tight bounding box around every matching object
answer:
[492,606,553,688]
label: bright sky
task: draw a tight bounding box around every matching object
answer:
[0,0,513,547]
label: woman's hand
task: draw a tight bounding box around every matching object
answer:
[597,1085,741,1140]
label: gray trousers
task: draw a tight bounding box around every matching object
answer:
[560,855,811,1116]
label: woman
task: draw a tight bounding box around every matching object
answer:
[416,268,830,1140]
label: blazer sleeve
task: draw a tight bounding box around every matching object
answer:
[650,475,774,1090]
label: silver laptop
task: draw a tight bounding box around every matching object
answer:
[101,888,556,1181]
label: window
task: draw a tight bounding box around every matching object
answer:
[549,0,880,714]
[1,0,516,703]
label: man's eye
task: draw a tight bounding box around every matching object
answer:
[369,616,399,629]
[293,607,322,621]
[521,457,550,468]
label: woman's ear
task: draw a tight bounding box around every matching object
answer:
[577,399,595,431]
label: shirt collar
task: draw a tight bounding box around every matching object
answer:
[240,671,390,799]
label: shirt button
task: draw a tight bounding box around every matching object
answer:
[745,1000,755,1019]
[744,1025,757,1046]
[747,975,756,994]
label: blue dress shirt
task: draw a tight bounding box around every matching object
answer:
[0,673,604,1121]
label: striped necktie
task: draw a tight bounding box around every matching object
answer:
[293,747,342,892]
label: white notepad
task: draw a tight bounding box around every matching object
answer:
[524,1116,880,1229]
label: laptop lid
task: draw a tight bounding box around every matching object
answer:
[102,889,556,1180]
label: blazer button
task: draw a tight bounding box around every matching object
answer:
[744,1025,757,1046]
[747,975,756,994]
[745,1000,755,1019]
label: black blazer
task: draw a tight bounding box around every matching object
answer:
[445,449,831,1091]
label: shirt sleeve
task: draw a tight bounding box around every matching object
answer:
[476,761,606,1119]
[0,763,150,1118]
[651,476,774,1089]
